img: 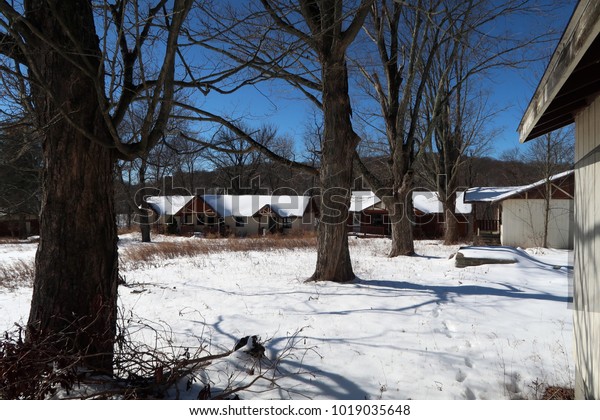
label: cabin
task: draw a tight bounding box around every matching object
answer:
[144,195,198,234]
[348,191,472,238]
[146,195,317,237]
[0,211,39,238]
[516,0,600,398]
[412,191,472,239]
[465,170,574,249]
[348,191,390,235]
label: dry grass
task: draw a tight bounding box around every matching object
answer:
[0,233,317,287]
[120,233,317,269]
[0,260,35,289]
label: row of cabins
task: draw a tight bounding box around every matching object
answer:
[348,169,574,249]
[144,191,472,239]
[144,170,574,249]
[0,171,575,249]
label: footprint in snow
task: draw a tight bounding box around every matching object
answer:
[441,320,455,338]
[455,369,467,383]
[463,386,476,400]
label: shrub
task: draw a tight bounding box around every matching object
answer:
[0,326,79,399]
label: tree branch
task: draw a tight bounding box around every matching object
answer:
[174,102,319,176]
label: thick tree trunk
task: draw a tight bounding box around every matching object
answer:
[310,58,358,283]
[444,208,460,245]
[312,171,355,282]
[25,0,118,373]
[385,190,415,258]
[443,191,460,245]
[28,128,118,373]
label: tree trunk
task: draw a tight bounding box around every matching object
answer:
[309,58,358,283]
[384,190,415,258]
[444,208,460,245]
[443,191,460,245]
[138,161,152,243]
[543,181,551,248]
[18,214,28,240]
[140,211,152,243]
[25,0,118,373]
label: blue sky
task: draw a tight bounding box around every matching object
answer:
[483,1,578,157]
[195,0,578,161]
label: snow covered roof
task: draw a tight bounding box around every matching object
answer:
[349,191,381,212]
[463,187,522,203]
[145,195,196,216]
[350,191,471,214]
[412,191,472,214]
[464,169,574,203]
[201,195,312,218]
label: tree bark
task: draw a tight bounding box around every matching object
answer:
[444,209,459,244]
[309,57,358,282]
[18,214,28,240]
[140,210,152,243]
[138,160,152,243]
[384,188,415,258]
[25,0,118,373]
[443,191,460,245]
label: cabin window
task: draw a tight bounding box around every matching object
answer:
[282,217,293,229]
[371,213,384,226]
[235,216,247,227]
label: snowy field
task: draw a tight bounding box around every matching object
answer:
[0,235,574,400]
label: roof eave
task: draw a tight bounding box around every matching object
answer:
[518,0,600,143]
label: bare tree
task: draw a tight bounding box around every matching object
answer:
[0,0,192,372]
[300,111,324,195]
[421,51,499,244]
[262,0,375,282]
[186,0,373,282]
[353,0,465,256]
[170,136,209,193]
[354,0,557,255]
[420,0,561,245]
[203,124,276,194]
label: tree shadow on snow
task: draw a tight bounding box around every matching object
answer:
[355,278,572,307]
[180,318,370,399]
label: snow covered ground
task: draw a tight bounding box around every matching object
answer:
[0,235,573,400]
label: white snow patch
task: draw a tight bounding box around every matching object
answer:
[0,238,573,399]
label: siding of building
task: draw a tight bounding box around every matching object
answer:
[573,94,600,399]
[500,198,574,249]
